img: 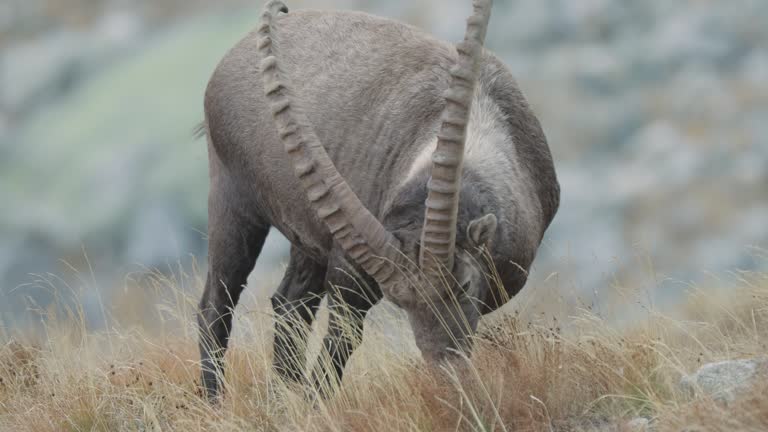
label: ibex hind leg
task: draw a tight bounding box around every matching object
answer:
[198,183,269,402]
[271,246,327,384]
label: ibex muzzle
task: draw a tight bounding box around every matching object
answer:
[197,0,559,400]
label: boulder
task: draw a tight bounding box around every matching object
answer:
[623,417,651,432]
[680,358,768,404]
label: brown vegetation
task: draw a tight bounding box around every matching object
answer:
[0,266,766,431]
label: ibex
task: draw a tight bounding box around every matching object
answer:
[198,0,559,400]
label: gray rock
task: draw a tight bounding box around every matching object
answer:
[577,416,652,432]
[680,358,768,404]
[624,417,651,432]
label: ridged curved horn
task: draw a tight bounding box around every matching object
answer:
[258,1,403,288]
[419,0,493,276]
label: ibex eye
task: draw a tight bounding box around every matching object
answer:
[461,281,471,293]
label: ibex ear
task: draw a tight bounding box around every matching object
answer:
[467,214,497,248]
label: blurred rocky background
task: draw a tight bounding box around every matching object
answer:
[1,0,766,329]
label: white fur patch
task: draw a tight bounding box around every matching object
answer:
[402,90,511,186]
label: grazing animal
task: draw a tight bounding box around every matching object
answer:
[197,0,559,400]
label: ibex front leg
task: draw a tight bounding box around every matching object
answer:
[271,246,327,384]
[310,251,382,398]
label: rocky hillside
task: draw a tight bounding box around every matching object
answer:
[1,0,766,326]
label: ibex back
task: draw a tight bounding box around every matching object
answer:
[197,0,559,400]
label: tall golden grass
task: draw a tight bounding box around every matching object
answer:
[1,257,767,431]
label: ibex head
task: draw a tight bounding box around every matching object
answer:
[258,0,495,362]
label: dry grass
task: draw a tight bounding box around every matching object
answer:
[1,263,767,432]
